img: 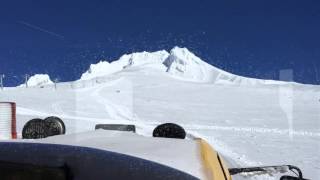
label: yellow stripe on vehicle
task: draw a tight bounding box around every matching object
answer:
[199,139,232,180]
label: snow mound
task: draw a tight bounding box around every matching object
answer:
[19,74,53,87]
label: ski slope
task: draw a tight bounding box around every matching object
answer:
[0,47,319,179]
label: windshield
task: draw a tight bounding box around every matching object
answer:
[0,1,319,180]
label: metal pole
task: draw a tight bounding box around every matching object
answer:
[0,74,4,90]
[54,78,58,90]
[25,74,29,88]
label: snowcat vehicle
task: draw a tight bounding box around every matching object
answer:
[0,120,309,180]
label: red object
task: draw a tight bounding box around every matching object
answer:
[11,102,17,139]
[0,102,17,139]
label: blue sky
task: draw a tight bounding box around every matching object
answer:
[0,0,319,86]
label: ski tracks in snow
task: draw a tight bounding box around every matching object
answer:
[52,101,65,115]
[91,78,133,121]
[182,124,319,180]
[184,124,320,138]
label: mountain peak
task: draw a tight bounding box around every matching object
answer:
[170,46,195,59]
[163,46,224,82]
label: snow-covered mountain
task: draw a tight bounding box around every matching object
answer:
[80,47,291,85]
[18,74,53,87]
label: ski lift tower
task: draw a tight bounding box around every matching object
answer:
[54,78,59,90]
[25,74,30,88]
[0,74,4,90]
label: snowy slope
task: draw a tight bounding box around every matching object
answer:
[1,47,319,179]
